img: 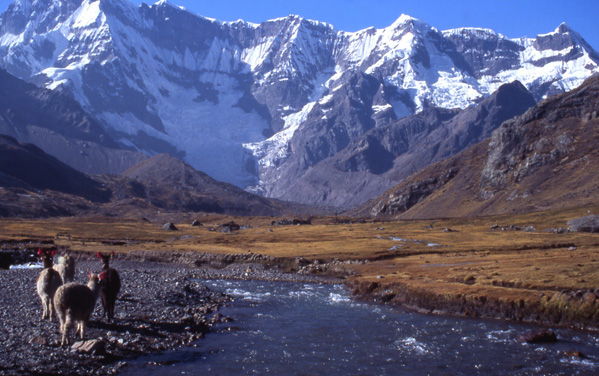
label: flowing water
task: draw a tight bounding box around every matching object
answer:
[123,280,599,375]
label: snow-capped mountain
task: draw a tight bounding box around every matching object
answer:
[0,0,597,205]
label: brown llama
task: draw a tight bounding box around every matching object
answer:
[53,273,102,346]
[36,248,63,321]
[97,251,121,322]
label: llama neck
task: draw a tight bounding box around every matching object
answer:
[87,279,102,300]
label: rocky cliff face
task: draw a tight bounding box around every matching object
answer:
[360,75,599,218]
[0,0,597,206]
[267,81,536,208]
[481,78,599,192]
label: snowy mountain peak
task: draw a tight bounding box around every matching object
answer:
[556,22,574,34]
[0,0,597,197]
[151,0,185,11]
[389,14,424,29]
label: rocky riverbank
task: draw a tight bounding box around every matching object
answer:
[0,257,340,375]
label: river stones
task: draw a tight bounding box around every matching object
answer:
[518,329,558,344]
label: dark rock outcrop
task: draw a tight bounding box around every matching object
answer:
[162,222,179,231]
[567,215,599,233]
[518,330,558,344]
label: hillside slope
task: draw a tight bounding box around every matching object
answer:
[358,75,599,218]
[0,138,309,218]
[0,69,147,174]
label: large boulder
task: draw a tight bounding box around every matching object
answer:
[567,215,599,233]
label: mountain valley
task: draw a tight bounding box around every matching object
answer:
[0,0,597,210]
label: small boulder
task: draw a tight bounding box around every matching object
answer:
[29,335,48,346]
[162,222,178,231]
[190,220,203,227]
[518,330,558,344]
[219,221,240,233]
[71,339,106,355]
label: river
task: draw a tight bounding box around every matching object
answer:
[123,279,599,375]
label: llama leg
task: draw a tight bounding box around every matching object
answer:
[57,312,65,345]
[62,315,72,346]
[79,321,86,340]
[48,299,53,322]
[40,296,46,320]
[43,296,50,320]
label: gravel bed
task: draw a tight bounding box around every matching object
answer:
[0,260,339,375]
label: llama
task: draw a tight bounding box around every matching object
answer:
[53,273,102,346]
[97,251,121,322]
[36,248,63,321]
[55,253,76,283]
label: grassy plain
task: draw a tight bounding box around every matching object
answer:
[2,204,599,326]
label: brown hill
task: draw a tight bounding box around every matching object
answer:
[358,75,599,219]
[117,153,307,216]
[0,141,313,218]
[0,135,109,202]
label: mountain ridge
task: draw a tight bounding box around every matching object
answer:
[357,74,599,219]
[1,0,598,207]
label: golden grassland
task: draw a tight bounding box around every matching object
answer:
[2,204,599,325]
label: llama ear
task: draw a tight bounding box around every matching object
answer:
[37,248,43,257]
[111,251,115,258]
[50,249,56,257]
[88,271,92,278]
[97,252,102,258]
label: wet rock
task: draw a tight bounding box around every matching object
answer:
[0,252,12,269]
[209,313,234,324]
[162,222,179,231]
[518,330,558,344]
[564,350,586,358]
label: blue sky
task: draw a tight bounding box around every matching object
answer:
[0,0,597,50]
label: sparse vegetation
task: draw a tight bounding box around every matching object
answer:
[3,204,599,327]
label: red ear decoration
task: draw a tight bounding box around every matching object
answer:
[111,251,115,258]
[50,249,56,257]
[37,248,43,257]
[97,252,102,258]
[88,271,92,278]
